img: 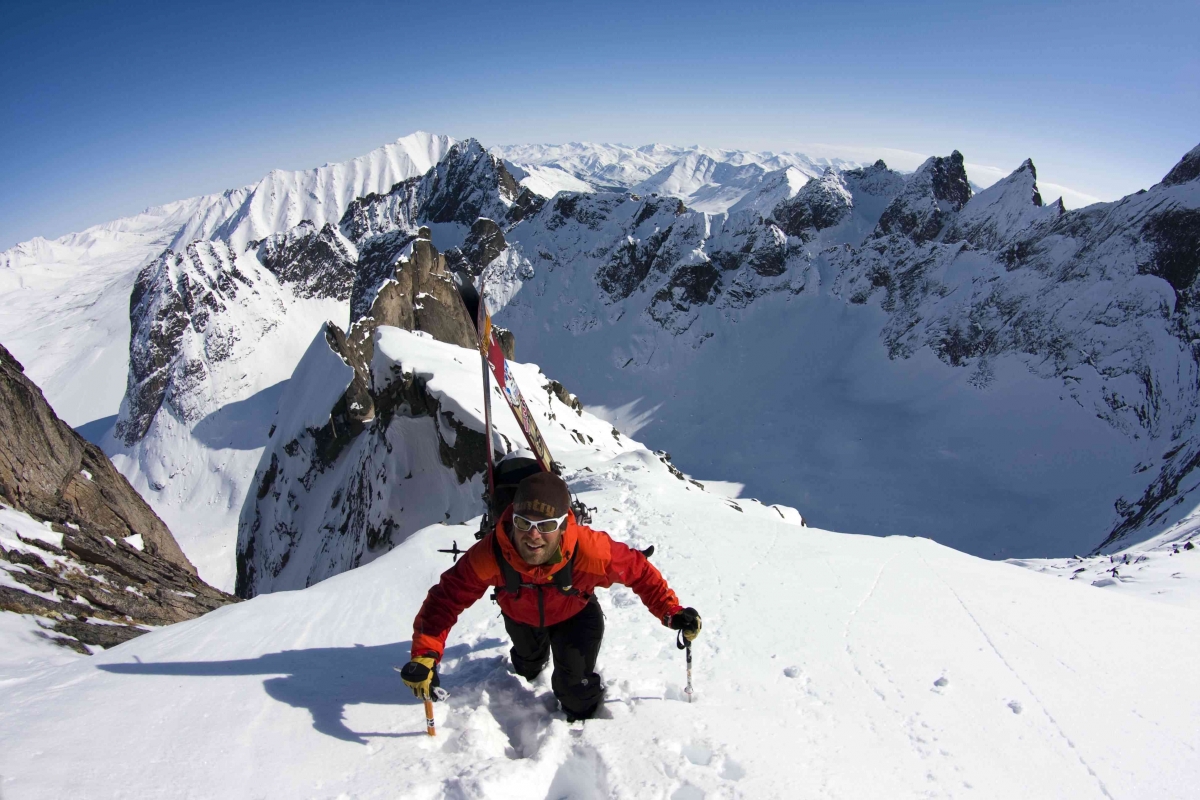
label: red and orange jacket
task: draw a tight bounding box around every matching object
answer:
[412,507,681,660]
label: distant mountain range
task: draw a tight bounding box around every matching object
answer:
[2,132,1196,591]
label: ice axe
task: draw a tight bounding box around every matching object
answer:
[395,666,448,735]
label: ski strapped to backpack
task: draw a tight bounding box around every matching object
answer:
[451,270,594,541]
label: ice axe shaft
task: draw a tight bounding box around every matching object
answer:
[685,641,694,702]
[424,697,436,736]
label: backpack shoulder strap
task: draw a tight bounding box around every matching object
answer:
[553,546,580,596]
[491,530,523,595]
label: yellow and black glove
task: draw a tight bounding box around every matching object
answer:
[669,607,702,643]
[399,656,440,700]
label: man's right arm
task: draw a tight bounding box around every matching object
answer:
[411,544,492,660]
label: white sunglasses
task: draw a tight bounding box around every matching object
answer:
[513,513,568,534]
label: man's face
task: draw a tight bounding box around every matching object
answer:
[512,512,564,566]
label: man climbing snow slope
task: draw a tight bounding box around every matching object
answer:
[401,472,702,722]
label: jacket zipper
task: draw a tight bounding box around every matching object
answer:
[536,585,545,628]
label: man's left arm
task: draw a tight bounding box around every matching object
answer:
[604,538,683,624]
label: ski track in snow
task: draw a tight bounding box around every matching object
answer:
[921,552,1114,799]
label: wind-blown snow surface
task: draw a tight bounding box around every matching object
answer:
[0,132,453,427]
[2,441,1197,798]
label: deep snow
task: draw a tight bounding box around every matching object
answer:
[2,348,1198,799]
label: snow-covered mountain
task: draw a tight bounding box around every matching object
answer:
[0,132,454,428]
[495,140,860,214]
[494,144,1200,558]
[4,132,1198,592]
[5,135,1200,796]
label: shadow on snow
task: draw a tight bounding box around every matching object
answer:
[97,640,482,744]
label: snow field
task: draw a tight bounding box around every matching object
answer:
[2,441,1197,799]
[1013,506,1200,609]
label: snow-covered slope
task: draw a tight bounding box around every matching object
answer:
[100,239,346,589]
[0,132,454,427]
[1012,503,1200,609]
[1,422,1197,798]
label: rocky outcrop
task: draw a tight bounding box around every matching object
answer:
[771,169,853,239]
[874,151,972,244]
[446,217,509,277]
[1,342,234,652]
[2,344,191,570]
[116,242,257,444]
[254,220,358,300]
[1162,144,1200,187]
[235,327,491,598]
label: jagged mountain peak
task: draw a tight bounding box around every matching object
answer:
[942,157,1058,248]
[413,138,522,228]
[116,242,256,445]
[1162,142,1200,187]
[771,169,854,239]
[920,150,973,209]
[873,151,973,244]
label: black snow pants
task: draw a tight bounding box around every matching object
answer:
[503,598,604,720]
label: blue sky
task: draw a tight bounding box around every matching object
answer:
[1,0,1196,249]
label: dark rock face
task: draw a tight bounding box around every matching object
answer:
[446,217,509,278]
[1161,143,1200,187]
[875,151,972,244]
[235,325,491,599]
[594,196,689,301]
[1139,209,1200,309]
[419,140,521,226]
[545,193,628,232]
[116,242,252,444]
[2,343,192,571]
[350,231,477,350]
[597,228,672,301]
[508,187,547,225]
[649,261,722,331]
[255,221,358,300]
[708,214,789,278]
[1,342,234,652]
[772,171,853,239]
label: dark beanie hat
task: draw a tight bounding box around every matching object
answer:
[513,472,571,518]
